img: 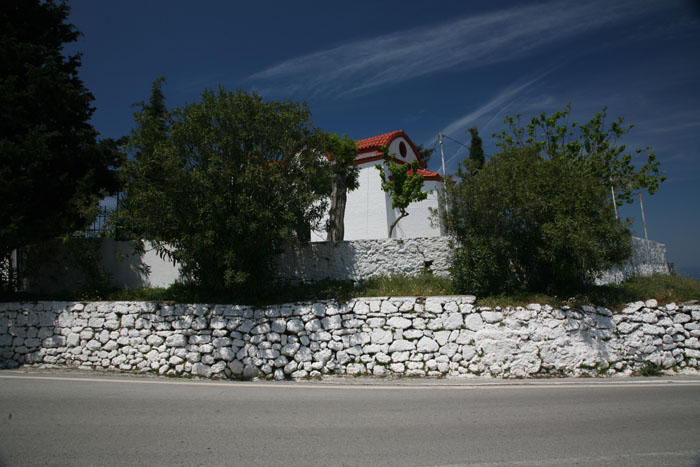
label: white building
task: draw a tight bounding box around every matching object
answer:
[311,130,445,242]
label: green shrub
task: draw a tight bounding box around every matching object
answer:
[446,147,632,296]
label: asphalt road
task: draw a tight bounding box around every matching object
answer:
[1,370,699,467]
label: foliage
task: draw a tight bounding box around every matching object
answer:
[636,362,663,377]
[493,104,665,205]
[78,273,453,305]
[0,0,121,290]
[446,146,632,296]
[3,271,697,313]
[324,133,360,241]
[106,279,358,306]
[414,143,435,166]
[376,145,429,237]
[118,80,331,293]
[13,237,112,298]
[466,127,484,175]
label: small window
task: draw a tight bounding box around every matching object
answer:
[399,141,407,158]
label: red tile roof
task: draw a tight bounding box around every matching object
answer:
[355,130,406,153]
[354,130,427,168]
[410,167,442,181]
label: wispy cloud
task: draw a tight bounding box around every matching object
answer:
[441,72,551,139]
[249,0,665,98]
[646,121,700,134]
[433,72,553,168]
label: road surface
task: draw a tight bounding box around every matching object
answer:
[1,370,699,466]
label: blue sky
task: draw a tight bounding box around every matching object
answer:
[66,0,700,277]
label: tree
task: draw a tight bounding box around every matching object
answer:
[118,82,331,293]
[324,133,360,242]
[466,127,484,175]
[0,0,121,290]
[493,105,665,206]
[446,146,632,296]
[414,144,435,166]
[377,145,429,238]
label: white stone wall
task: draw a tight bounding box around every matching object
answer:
[596,237,670,284]
[276,236,452,283]
[1,298,698,379]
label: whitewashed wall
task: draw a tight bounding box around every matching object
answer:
[276,236,452,283]
[311,161,443,242]
[596,238,669,284]
[2,298,698,379]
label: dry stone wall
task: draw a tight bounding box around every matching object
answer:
[1,298,698,379]
[275,236,452,283]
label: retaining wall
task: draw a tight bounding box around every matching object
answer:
[2,298,698,379]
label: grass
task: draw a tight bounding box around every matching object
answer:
[356,273,455,297]
[473,274,700,311]
[3,273,699,311]
[635,362,664,377]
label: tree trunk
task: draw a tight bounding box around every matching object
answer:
[327,173,348,242]
[388,210,408,238]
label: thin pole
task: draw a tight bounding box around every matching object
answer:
[610,178,618,219]
[639,192,649,241]
[439,132,448,214]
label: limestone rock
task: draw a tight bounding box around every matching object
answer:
[416,336,439,353]
[387,317,412,329]
[388,339,415,352]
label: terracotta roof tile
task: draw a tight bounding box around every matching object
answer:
[408,167,442,181]
[354,130,427,168]
[355,130,405,153]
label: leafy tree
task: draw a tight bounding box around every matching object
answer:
[446,146,632,296]
[493,105,665,206]
[118,82,331,293]
[0,0,121,290]
[324,133,360,241]
[377,145,429,238]
[414,143,435,166]
[466,127,484,175]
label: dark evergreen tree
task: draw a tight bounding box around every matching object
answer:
[0,0,121,290]
[467,127,484,175]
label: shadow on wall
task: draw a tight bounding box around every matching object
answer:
[22,239,181,294]
[277,241,359,284]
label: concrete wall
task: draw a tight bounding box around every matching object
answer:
[2,298,698,379]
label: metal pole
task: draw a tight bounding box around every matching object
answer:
[639,192,649,241]
[610,178,618,219]
[439,132,448,214]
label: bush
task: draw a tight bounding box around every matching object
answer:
[446,146,632,296]
[118,82,331,294]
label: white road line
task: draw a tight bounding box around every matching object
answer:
[1,373,700,390]
[419,449,699,466]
